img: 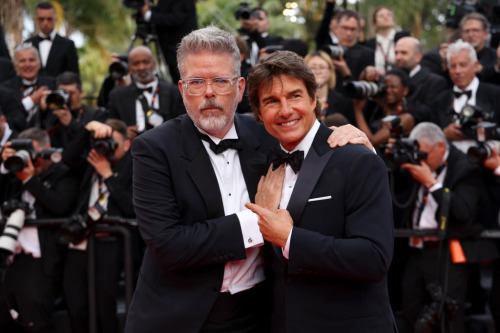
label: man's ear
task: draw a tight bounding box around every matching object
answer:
[123,139,131,153]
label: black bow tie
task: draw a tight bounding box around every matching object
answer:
[22,83,35,90]
[38,35,51,42]
[137,86,153,94]
[198,132,242,154]
[453,90,472,99]
[270,148,304,174]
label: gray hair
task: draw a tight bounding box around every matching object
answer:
[13,43,40,63]
[460,12,489,31]
[409,122,449,149]
[446,39,477,64]
[176,26,241,79]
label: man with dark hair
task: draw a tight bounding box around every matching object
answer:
[244,50,396,333]
[331,9,374,94]
[40,71,106,148]
[0,127,78,333]
[61,119,135,333]
[24,1,79,79]
[124,26,370,333]
[107,45,184,140]
[1,44,54,129]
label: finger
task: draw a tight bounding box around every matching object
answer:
[245,202,271,218]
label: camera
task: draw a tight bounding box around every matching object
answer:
[90,135,118,159]
[58,215,90,245]
[46,88,70,111]
[109,54,128,80]
[321,44,346,59]
[0,200,31,255]
[264,45,284,54]
[344,80,387,99]
[455,104,494,138]
[467,121,500,164]
[382,138,427,171]
[3,139,62,173]
[235,2,254,20]
[414,283,459,333]
[381,115,403,139]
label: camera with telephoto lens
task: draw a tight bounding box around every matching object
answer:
[381,115,403,139]
[455,104,494,139]
[90,134,118,159]
[382,138,428,171]
[0,200,31,256]
[3,139,62,174]
[46,88,70,111]
[109,54,128,80]
[235,2,254,20]
[344,80,387,99]
[321,44,346,59]
[414,283,459,333]
[467,121,500,164]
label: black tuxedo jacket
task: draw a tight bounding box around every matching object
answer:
[363,30,411,50]
[0,85,27,133]
[315,1,336,49]
[0,58,15,84]
[0,163,79,276]
[107,80,184,128]
[431,82,500,130]
[407,66,448,108]
[25,34,79,78]
[124,114,278,332]
[335,43,374,93]
[269,124,396,333]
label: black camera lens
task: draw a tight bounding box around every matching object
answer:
[91,137,119,156]
[4,150,31,173]
[344,81,386,99]
[467,143,491,164]
[321,45,345,59]
[109,61,128,80]
[46,88,70,111]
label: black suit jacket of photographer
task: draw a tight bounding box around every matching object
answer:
[335,43,375,94]
[62,126,135,219]
[24,33,79,79]
[431,82,500,131]
[0,162,79,276]
[107,80,184,128]
[0,86,28,134]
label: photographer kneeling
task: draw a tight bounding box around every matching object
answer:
[0,128,79,332]
[352,68,422,150]
[396,122,497,333]
[60,119,136,333]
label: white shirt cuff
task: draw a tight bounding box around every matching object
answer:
[282,227,293,259]
[22,96,34,111]
[428,182,443,193]
[494,165,500,176]
[236,209,264,248]
[144,10,152,22]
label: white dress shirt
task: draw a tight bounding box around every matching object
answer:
[135,79,159,132]
[280,120,321,259]
[374,29,396,73]
[452,77,479,153]
[38,31,57,68]
[198,124,265,295]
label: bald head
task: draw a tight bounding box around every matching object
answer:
[395,37,422,71]
[128,45,156,84]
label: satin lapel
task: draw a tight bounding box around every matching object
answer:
[234,115,269,201]
[182,116,225,219]
[286,127,333,227]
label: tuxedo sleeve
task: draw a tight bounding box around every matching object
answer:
[288,150,393,282]
[132,134,248,271]
[65,39,80,75]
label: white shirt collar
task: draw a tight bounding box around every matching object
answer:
[409,64,421,78]
[39,30,57,40]
[282,120,320,159]
[196,122,238,144]
[453,76,479,94]
[376,28,396,43]
[1,122,12,147]
[135,77,158,90]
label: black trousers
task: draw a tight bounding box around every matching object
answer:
[201,282,271,333]
[63,238,122,333]
[0,253,57,333]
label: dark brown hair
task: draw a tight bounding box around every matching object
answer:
[247,50,320,122]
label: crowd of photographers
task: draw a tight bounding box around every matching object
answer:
[2,0,500,332]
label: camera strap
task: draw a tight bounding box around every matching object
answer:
[137,86,162,129]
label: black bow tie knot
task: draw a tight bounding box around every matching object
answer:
[137,86,153,94]
[453,90,472,99]
[198,132,242,154]
[270,148,304,174]
[38,35,51,42]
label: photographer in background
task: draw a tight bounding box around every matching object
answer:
[238,6,284,66]
[61,119,136,333]
[40,71,107,149]
[397,122,497,333]
[0,128,78,333]
[97,53,131,108]
[138,0,198,83]
[432,40,500,153]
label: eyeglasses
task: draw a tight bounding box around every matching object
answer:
[376,12,393,18]
[462,28,484,35]
[339,25,359,33]
[182,77,239,96]
[309,66,330,72]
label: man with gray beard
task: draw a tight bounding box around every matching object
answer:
[124,26,372,333]
[107,45,184,140]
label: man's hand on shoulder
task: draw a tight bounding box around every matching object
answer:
[328,124,374,151]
